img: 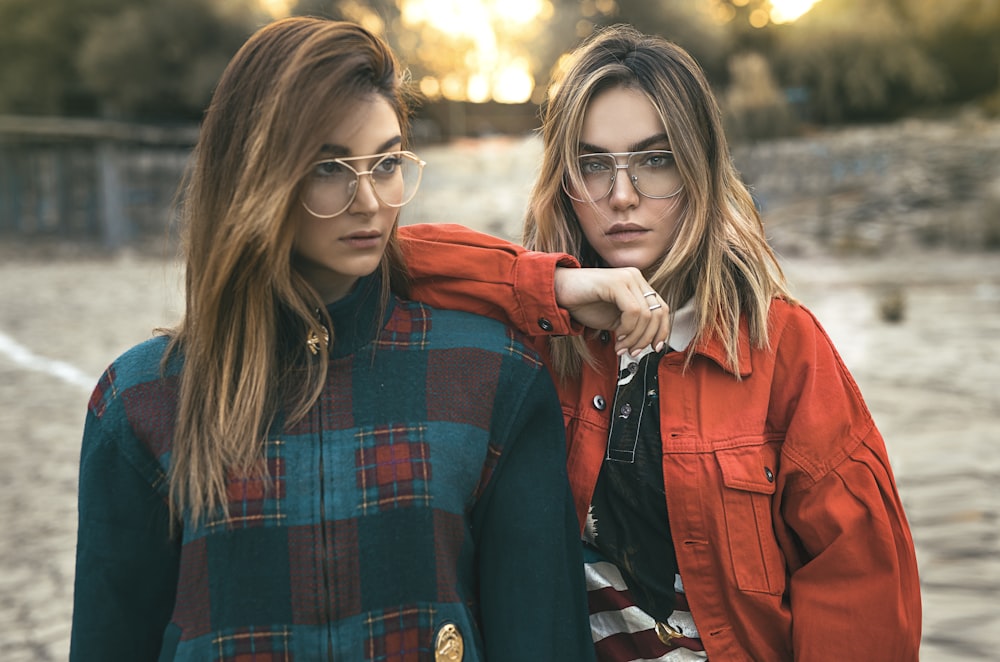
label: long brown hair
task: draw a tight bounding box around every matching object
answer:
[524,24,792,377]
[166,17,413,526]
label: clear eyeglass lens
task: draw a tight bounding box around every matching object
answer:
[567,150,681,202]
[301,152,424,218]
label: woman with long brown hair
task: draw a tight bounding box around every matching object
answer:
[401,24,921,661]
[70,17,598,661]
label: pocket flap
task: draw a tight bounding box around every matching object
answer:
[717,444,778,494]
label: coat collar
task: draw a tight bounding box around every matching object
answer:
[324,272,393,359]
[671,299,753,378]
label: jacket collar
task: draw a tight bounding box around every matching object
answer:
[672,299,753,378]
[324,272,393,359]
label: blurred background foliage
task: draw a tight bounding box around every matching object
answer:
[1,0,998,138]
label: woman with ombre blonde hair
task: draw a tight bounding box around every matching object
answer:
[70,17,598,661]
[401,23,922,661]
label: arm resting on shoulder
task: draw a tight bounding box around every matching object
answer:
[399,223,672,354]
[399,223,579,335]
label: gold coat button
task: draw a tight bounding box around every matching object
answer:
[434,622,464,661]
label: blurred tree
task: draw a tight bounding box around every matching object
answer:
[906,0,1000,107]
[78,0,260,120]
[2,0,995,125]
[580,0,730,82]
[0,0,261,120]
[723,51,795,142]
[773,0,948,123]
[0,0,121,115]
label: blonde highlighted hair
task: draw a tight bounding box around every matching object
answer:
[165,17,413,526]
[524,24,792,377]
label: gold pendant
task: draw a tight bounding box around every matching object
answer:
[434,623,464,661]
[306,325,329,355]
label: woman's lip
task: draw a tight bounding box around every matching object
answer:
[605,225,648,241]
[341,231,382,247]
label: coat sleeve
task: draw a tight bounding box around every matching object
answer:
[773,308,921,661]
[470,362,596,662]
[70,383,181,661]
[398,222,581,336]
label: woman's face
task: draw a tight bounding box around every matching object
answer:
[569,85,683,272]
[292,95,402,304]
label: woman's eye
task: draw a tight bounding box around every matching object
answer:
[580,158,610,174]
[374,156,401,175]
[312,160,346,177]
[644,152,674,168]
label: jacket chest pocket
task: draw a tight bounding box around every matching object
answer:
[716,442,786,595]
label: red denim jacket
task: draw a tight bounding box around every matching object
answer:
[400,223,922,661]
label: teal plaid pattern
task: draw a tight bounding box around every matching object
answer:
[71,273,595,662]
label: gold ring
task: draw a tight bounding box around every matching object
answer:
[648,303,662,311]
[642,291,657,297]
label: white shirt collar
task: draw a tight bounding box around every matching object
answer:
[667,298,697,352]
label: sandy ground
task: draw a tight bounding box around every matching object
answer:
[1,133,998,660]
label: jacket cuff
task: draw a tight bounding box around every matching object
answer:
[513,251,582,336]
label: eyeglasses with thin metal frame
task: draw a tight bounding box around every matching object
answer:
[563,150,683,203]
[300,151,426,219]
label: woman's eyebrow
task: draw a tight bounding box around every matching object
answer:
[317,136,403,158]
[578,133,671,154]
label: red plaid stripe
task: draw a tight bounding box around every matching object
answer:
[212,627,292,661]
[284,362,355,434]
[174,536,212,640]
[120,375,179,459]
[425,348,499,429]
[87,365,116,418]
[432,510,466,604]
[214,441,286,529]
[355,426,432,513]
[377,304,431,349]
[364,606,435,661]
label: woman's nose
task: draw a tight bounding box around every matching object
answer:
[608,168,640,209]
[349,173,381,214]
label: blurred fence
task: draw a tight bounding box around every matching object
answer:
[0,116,196,249]
[2,113,999,255]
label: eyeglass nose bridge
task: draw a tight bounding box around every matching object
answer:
[341,158,388,199]
[309,152,424,217]
[606,159,641,193]
[343,167,378,205]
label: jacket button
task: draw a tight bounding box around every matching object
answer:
[764,467,774,482]
[538,317,554,331]
[599,330,611,344]
[592,395,606,411]
[434,623,464,661]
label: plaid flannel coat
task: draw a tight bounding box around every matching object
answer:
[71,274,595,661]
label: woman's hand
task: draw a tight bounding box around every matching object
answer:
[554,267,670,356]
